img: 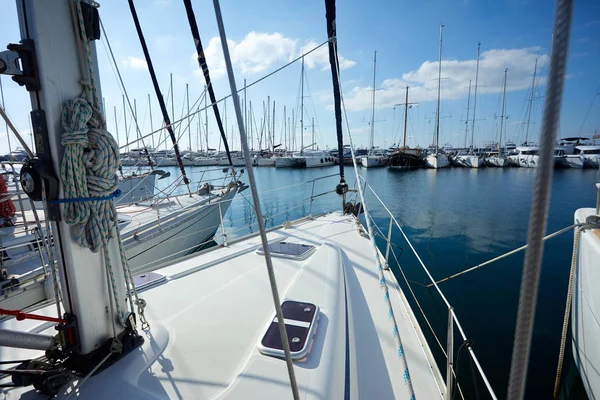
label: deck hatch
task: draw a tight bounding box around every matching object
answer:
[258,300,319,360]
[256,241,316,260]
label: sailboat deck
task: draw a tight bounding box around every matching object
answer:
[0,211,444,399]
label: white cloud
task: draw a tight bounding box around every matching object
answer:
[193,32,356,80]
[120,56,147,69]
[342,47,548,112]
[300,41,357,71]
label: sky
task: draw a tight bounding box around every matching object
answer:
[0,0,599,155]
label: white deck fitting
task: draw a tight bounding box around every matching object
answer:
[0,212,444,399]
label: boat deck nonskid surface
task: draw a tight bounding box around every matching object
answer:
[0,212,443,399]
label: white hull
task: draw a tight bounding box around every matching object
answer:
[275,156,305,168]
[555,155,584,169]
[456,155,483,168]
[219,157,246,167]
[572,208,600,399]
[424,153,450,169]
[116,174,157,205]
[305,157,335,168]
[123,188,237,272]
[359,155,388,168]
[509,154,539,168]
[483,156,507,167]
[193,158,219,166]
[255,157,276,167]
[583,155,600,168]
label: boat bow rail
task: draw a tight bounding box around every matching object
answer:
[357,175,498,399]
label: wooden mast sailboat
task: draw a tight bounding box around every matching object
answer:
[424,24,450,169]
[389,86,422,170]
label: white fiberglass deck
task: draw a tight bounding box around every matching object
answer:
[0,212,443,399]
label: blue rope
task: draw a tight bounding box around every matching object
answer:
[49,189,121,204]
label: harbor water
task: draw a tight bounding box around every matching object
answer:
[153,164,599,398]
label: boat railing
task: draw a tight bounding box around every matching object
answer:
[357,175,497,400]
[135,173,342,273]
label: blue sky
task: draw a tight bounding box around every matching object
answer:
[1,0,599,154]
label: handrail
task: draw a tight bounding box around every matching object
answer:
[358,175,497,400]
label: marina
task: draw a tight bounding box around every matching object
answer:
[0,0,597,399]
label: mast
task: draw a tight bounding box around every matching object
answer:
[284,105,287,151]
[311,118,315,150]
[267,96,270,150]
[16,0,129,352]
[272,100,276,151]
[133,98,137,150]
[113,106,119,147]
[525,59,538,144]
[244,79,247,146]
[186,83,191,152]
[249,101,253,151]
[205,84,209,152]
[123,94,128,152]
[434,24,444,154]
[300,56,305,155]
[148,93,154,151]
[471,42,481,150]
[403,86,409,148]
[499,69,508,154]
[370,51,377,151]
[464,80,471,149]
[169,72,174,151]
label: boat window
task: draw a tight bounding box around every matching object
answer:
[256,241,316,260]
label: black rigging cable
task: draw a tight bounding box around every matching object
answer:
[324,0,347,199]
[126,0,191,190]
[182,0,233,166]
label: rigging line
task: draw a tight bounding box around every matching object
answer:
[576,85,600,137]
[99,18,153,167]
[0,106,34,158]
[507,0,574,397]
[0,77,12,154]
[182,0,233,166]
[117,40,329,151]
[212,0,299,398]
[127,0,191,192]
[427,223,583,287]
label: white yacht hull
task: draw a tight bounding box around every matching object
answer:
[555,155,584,169]
[305,157,335,168]
[123,188,238,271]
[483,156,507,167]
[509,154,539,168]
[275,157,305,168]
[359,155,388,168]
[583,155,600,168]
[255,157,276,167]
[424,153,450,169]
[456,155,483,168]
[219,157,246,167]
[572,208,600,399]
[193,158,219,166]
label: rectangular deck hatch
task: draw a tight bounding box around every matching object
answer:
[256,241,316,260]
[258,300,319,360]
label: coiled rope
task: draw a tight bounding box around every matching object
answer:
[57,0,148,329]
